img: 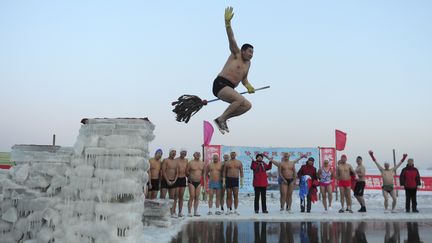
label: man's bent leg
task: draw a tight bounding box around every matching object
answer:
[217,87,251,122]
[224,99,252,120]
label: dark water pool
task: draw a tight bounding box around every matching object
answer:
[170,221,432,243]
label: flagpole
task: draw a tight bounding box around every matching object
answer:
[202,121,206,201]
[393,149,398,197]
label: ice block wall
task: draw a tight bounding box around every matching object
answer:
[0,145,73,242]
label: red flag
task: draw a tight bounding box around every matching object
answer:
[203,121,214,146]
[335,129,347,151]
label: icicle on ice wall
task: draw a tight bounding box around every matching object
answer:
[64,118,154,242]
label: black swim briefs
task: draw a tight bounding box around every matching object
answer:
[175,177,187,188]
[212,76,235,97]
[225,177,239,189]
[148,179,160,191]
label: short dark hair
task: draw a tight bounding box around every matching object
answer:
[256,154,263,159]
[357,156,362,160]
[241,43,253,51]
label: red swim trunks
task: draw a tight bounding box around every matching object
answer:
[338,180,351,187]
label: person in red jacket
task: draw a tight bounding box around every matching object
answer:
[250,153,272,213]
[297,157,318,213]
[400,158,421,213]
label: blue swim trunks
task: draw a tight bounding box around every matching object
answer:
[209,180,222,190]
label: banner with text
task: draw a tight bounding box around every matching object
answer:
[319,147,337,191]
[220,146,320,193]
[364,175,432,191]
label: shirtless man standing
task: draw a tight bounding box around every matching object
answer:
[186,151,205,217]
[354,156,367,212]
[175,149,188,217]
[147,149,163,199]
[221,154,229,212]
[223,151,244,215]
[212,7,256,134]
[369,150,407,213]
[161,148,179,217]
[277,152,307,213]
[336,155,355,213]
[206,154,224,215]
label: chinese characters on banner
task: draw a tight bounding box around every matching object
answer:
[319,147,337,191]
[203,145,432,192]
[210,145,320,193]
[364,175,432,191]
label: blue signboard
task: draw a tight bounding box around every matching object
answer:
[221,145,320,193]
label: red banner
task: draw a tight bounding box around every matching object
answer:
[203,145,221,166]
[0,164,12,169]
[364,175,432,191]
[319,147,337,191]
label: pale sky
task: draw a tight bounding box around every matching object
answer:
[1,1,431,168]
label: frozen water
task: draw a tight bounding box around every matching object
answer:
[0,118,155,242]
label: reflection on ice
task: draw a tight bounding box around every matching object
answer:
[171,221,429,243]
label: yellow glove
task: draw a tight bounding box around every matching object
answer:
[240,177,244,188]
[245,83,255,93]
[224,6,234,27]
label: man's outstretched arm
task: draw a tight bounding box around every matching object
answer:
[225,6,240,55]
[394,153,408,170]
[369,150,384,172]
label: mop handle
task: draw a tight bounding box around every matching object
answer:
[205,85,270,104]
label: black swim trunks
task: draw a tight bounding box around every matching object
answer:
[176,177,187,188]
[161,178,176,189]
[283,177,295,185]
[188,180,201,188]
[354,181,365,196]
[225,177,239,189]
[148,179,160,191]
[212,76,235,97]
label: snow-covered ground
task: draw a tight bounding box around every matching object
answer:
[142,191,432,243]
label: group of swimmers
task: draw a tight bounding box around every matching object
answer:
[146,148,420,217]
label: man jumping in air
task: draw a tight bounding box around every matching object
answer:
[212,6,255,134]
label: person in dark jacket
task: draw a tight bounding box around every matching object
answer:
[400,158,421,213]
[297,157,318,213]
[250,153,272,213]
